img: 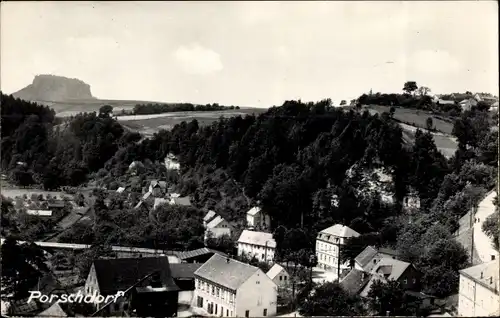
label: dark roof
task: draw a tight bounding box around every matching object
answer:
[176,248,227,260]
[340,268,372,295]
[355,246,378,267]
[93,256,179,295]
[169,263,203,279]
[194,254,259,291]
[378,247,400,257]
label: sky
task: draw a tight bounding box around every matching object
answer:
[1,1,498,107]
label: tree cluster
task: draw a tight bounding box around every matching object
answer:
[132,102,239,115]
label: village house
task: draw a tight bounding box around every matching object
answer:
[341,256,421,298]
[176,247,228,264]
[354,246,401,272]
[149,180,168,197]
[84,256,180,317]
[266,263,290,290]
[316,224,360,272]
[246,207,271,230]
[459,98,478,111]
[237,230,276,263]
[193,254,278,317]
[204,215,233,242]
[204,210,218,227]
[359,258,421,297]
[169,263,203,291]
[128,161,145,175]
[164,153,181,171]
[26,209,53,217]
[458,259,499,317]
[168,194,191,206]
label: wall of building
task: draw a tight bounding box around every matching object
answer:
[458,274,499,316]
[271,269,290,289]
[194,277,236,317]
[315,238,349,271]
[236,270,277,317]
[397,266,421,291]
[237,242,275,263]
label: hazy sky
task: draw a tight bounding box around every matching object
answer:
[1,1,498,107]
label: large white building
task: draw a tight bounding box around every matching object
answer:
[237,230,276,263]
[316,224,360,272]
[458,260,499,317]
[193,254,277,317]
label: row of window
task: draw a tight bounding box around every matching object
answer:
[195,279,235,304]
[316,242,339,254]
[239,243,274,252]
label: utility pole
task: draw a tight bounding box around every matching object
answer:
[264,241,268,262]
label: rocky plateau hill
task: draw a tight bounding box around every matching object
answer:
[12,74,95,102]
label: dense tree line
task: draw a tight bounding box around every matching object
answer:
[1,93,130,189]
[105,99,456,259]
[2,91,496,303]
[132,102,239,115]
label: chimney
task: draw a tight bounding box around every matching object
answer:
[480,272,483,279]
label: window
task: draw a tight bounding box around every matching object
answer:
[412,278,416,284]
[403,279,407,284]
[217,288,220,297]
[284,276,287,281]
[222,290,225,300]
[279,276,282,281]
[263,309,268,316]
[227,309,229,316]
[256,281,260,284]
[245,310,250,317]
[212,286,215,295]
[262,254,265,259]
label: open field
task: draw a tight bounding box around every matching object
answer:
[119,108,268,134]
[364,105,458,158]
[367,105,455,134]
[31,97,266,118]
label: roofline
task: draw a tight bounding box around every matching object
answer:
[459,270,499,295]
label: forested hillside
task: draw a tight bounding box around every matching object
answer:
[1,93,497,299]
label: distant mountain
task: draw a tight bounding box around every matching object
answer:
[12,74,95,102]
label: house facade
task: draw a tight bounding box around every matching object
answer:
[204,215,233,241]
[266,264,290,290]
[246,207,271,230]
[193,254,277,317]
[316,224,360,272]
[458,260,499,317]
[237,230,276,263]
[84,257,180,317]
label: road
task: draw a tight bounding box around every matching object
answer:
[473,191,498,263]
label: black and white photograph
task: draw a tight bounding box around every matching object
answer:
[0,1,498,317]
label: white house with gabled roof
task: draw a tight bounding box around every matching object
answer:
[193,254,277,317]
[316,224,360,272]
[204,215,233,242]
[266,264,289,289]
[237,230,276,263]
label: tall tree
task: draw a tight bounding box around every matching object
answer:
[403,81,418,95]
[299,282,365,316]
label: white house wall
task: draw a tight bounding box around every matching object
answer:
[236,270,277,317]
